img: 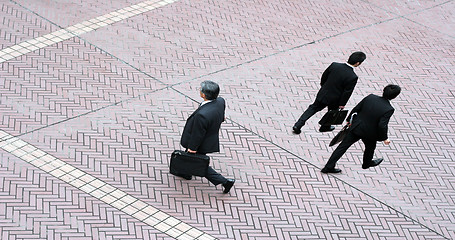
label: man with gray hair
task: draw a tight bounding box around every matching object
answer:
[176,81,235,193]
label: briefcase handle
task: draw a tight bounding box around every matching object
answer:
[184,148,198,154]
[347,113,357,125]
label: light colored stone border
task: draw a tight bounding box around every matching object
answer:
[0,130,216,240]
[0,0,177,63]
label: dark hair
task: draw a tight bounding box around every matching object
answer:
[347,51,366,65]
[382,84,401,100]
[200,80,220,100]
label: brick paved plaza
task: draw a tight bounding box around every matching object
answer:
[0,0,454,239]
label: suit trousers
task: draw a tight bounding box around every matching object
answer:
[324,130,377,169]
[206,166,228,186]
[180,152,227,185]
[295,100,338,128]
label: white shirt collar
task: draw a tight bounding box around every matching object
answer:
[346,63,355,69]
[200,100,213,107]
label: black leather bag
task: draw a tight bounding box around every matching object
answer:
[329,113,356,146]
[319,109,348,125]
[169,150,210,177]
[329,124,349,146]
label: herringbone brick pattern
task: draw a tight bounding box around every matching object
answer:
[80,0,392,84]
[0,151,171,240]
[0,1,58,49]
[172,14,455,237]
[365,0,450,15]
[405,1,455,37]
[0,37,165,136]
[1,0,454,239]
[17,91,445,239]
[11,0,145,27]
[0,0,181,63]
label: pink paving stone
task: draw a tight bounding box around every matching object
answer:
[0,0,454,239]
[0,1,59,49]
[81,0,391,84]
[11,0,146,28]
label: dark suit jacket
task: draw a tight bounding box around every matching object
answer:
[180,97,225,154]
[347,94,394,141]
[316,62,358,107]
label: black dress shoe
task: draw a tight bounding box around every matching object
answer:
[319,126,335,132]
[222,179,235,193]
[362,158,383,169]
[292,126,301,134]
[321,167,342,173]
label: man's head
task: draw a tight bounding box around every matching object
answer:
[382,84,401,100]
[348,51,367,67]
[200,80,220,100]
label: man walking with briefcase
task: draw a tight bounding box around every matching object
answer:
[172,80,235,194]
[321,84,401,174]
[293,51,366,133]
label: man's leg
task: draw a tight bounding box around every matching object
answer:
[361,139,382,169]
[319,105,339,132]
[362,139,377,164]
[206,166,235,193]
[294,100,327,131]
[322,131,360,172]
[205,166,227,185]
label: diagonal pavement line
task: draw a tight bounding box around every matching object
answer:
[6,86,171,140]
[169,16,402,88]
[2,0,452,237]
[8,0,168,86]
[226,117,450,240]
[359,0,455,39]
[166,3,455,238]
[169,0,455,88]
[222,116,450,239]
[0,0,179,63]
[170,87,450,240]
[0,129,217,240]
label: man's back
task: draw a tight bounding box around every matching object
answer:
[317,62,358,107]
[292,52,366,134]
[350,94,394,141]
[180,97,225,154]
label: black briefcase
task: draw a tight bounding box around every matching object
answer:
[319,109,348,125]
[329,124,350,146]
[169,150,210,177]
[329,113,356,146]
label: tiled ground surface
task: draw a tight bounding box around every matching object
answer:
[0,0,454,239]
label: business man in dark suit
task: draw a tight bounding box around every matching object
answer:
[293,51,366,133]
[321,84,401,173]
[175,80,235,193]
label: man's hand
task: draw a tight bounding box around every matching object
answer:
[339,106,345,110]
[383,139,391,145]
[187,149,197,153]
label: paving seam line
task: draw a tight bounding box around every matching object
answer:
[1,0,177,63]
[1,0,218,238]
[0,129,217,240]
[1,0,452,238]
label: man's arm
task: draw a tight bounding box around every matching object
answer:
[346,95,364,124]
[187,114,208,152]
[377,109,394,141]
[320,63,333,86]
[338,77,358,107]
